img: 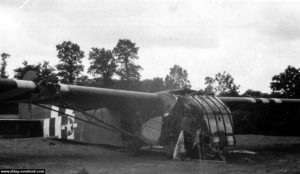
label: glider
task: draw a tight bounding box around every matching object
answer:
[0,78,300,160]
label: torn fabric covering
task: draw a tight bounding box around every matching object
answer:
[138,116,163,144]
[137,93,178,145]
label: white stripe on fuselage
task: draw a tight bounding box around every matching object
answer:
[246,98,256,103]
[51,106,59,118]
[271,98,282,103]
[15,80,36,89]
[43,119,49,137]
[259,98,270,103]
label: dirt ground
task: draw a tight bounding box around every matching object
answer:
[0,135,299,174]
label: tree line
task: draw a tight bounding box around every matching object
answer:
[1,39,300,135]
[0,39,191,92]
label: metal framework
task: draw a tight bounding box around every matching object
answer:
[190,94,235,147]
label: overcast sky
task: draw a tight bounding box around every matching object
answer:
[1,0,300,93]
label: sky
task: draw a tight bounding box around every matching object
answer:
[1,0,300,93]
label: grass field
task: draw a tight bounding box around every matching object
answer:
[0,135,299,174]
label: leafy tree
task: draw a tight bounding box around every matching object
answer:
[14,61,57,82]
[165,65,191,89]
[203,76,215,94]
[268,67,300,135]
[113,39,142,87]
[76,75,91,86]
[40,61,58,82]
[204,71,240,96]
[0,53,10,78]
[88,48,116,87]
[271,65,300,98]
[56,41,84,84]
[140,77,166,92]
